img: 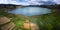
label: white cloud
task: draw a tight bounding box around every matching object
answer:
[53,0,60,4]
[41,0,48,1]
[0,0,43,5]
[0,0,60,5]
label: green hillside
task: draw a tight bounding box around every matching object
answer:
[0,6,60,30]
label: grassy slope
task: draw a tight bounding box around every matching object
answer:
[0,9,60,30]
[12,9,60,30]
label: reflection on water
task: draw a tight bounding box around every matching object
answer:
[8,7,52,16]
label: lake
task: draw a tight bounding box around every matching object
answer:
[8,7,52,16]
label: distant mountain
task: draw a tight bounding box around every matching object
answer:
[39,4,60,9]
[0,4,22,11]
[23,4,60,9]
[0,4,60,10]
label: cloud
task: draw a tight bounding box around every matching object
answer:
[0,0,60,5]
[41,0,49,1]
[53,0,60,4]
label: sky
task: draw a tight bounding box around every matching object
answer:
[0,0,60,5]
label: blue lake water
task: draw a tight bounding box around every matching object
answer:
[8,7,52,16]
